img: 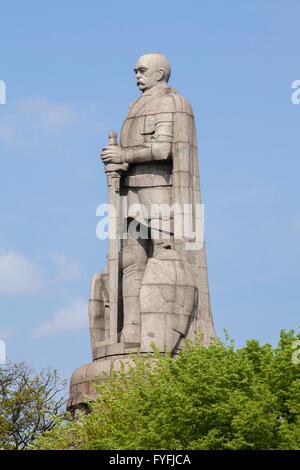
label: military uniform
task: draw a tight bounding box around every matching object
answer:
[89,84,216,358]
[118,84,215,348]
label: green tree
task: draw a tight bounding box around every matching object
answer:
[32,329,300,450]
[0,362,67,449]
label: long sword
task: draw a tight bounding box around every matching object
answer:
[105,131,128,345]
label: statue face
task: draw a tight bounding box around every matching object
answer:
[134,55,164,92]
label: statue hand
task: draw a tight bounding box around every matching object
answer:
[101,145,124,164]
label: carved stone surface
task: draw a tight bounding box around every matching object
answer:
[68,53,216,415]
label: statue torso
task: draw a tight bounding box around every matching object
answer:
[120,86,184,188]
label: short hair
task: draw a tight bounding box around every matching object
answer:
[139,52,171,82]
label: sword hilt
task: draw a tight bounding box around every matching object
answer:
[108,131,118,146]
[105,131,129,173]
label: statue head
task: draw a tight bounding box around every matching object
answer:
[134,53,171,93]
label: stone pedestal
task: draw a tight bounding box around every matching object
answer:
[67,355,137,417]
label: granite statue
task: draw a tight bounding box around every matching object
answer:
[68,53,215,415]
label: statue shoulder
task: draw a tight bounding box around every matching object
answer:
[126,88,195,117]
[128,96,140,110]
[150,88,194,116]
[146,88,175,114]
[171,89,194,116]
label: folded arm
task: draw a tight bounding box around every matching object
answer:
[101,113,173,165]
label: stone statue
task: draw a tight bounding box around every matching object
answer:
[67,53,215,415]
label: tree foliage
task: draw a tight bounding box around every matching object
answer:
[32,329,300,450]
[0,362,66,449]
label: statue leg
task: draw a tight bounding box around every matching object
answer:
[120,220,148,348]
[135,187,197,353]
[89,266,110,360]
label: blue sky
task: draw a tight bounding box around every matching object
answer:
[0,0,299,383]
